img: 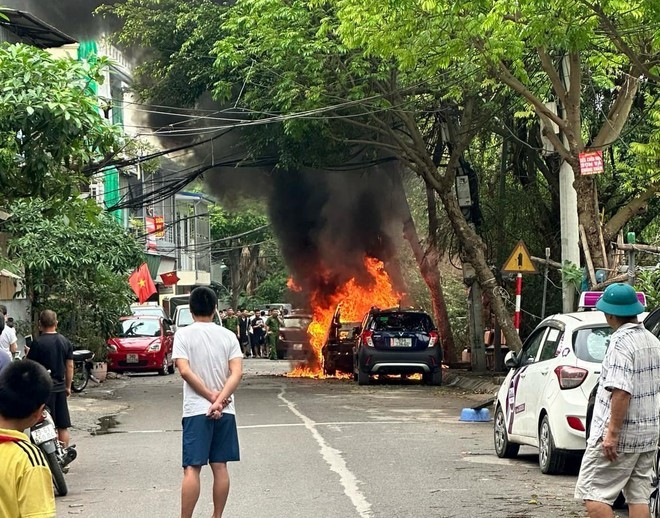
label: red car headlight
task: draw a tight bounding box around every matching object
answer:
[147,341,161,352]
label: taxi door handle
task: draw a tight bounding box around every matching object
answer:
[541,369,549,375]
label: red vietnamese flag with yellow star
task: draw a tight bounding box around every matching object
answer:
[129,263,157,303]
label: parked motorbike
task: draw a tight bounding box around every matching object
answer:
[29,407,76,496]
[72,349,97,393]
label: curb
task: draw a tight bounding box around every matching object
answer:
[443,370,504,394]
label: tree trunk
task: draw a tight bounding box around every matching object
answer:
[390,173,456,360]
[434,185,523,352]
[574,173,605,268]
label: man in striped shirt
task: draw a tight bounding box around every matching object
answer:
[576,283,660,518]
[0,360,56,518]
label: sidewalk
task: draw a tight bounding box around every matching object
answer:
[443,369,505,395]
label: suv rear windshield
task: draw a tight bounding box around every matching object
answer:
[370,312,434,332]
[573,326,613,363]
[283,317,311,329]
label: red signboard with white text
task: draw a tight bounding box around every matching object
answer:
[579,150,604,175]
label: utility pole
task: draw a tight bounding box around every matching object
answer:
[559,55,581,312]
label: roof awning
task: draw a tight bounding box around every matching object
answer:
[0,9,76,48]
[0,269,20,280]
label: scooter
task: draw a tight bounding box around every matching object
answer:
[72,349,98,393]
[29,407,76,496]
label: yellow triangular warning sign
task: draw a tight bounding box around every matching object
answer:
[502,240,537,274]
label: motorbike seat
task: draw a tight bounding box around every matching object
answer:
[72,350,94,361]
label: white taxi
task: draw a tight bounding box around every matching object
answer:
[493,292,647,474]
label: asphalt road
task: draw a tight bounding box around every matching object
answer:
[55,361,602,518]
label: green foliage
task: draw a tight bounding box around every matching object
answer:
[561,261,584,291]
[637,270,660,310]
[97,0,226,106]
[4,198,143,347]
[250,271,290,306]
[0,43,122,204]
[209,205,270,241]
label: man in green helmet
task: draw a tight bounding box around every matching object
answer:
[575,283,660,518]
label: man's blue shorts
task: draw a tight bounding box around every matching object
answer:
[182,413,240,467]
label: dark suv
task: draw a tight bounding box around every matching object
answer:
[322,304,360,376]
[353,308,442,386]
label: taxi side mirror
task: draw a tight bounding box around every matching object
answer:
[504,350,518,369]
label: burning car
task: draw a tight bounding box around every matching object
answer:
[278,314,313,360]
[322,304,360,376]
[353,307,442,385]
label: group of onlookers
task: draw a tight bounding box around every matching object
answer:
[221,308,284,360]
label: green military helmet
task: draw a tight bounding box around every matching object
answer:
[595,283,644,317]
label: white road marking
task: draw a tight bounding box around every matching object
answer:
[116,419,426,434]
[278,387,373,518]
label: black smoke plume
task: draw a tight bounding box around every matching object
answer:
[10,0,410,304]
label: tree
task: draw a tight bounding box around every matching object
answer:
[4,198,144,345]
[104,0,464,355]
[0,43,123,204]
[330,0,660,269]
[209,205,275,308]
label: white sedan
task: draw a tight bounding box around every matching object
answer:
[494,310,614,474]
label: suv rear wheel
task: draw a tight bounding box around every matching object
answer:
[423,371,442,386]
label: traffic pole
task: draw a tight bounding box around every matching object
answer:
[514,273,522,334]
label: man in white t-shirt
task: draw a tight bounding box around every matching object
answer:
[172,287,243,518]
[0,317,17,359]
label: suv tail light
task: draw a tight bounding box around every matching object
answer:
[428,331,438,348]
[362,330,374,347]
[554,366,588,389]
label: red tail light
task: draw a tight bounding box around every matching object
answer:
[567,416,585,431]
[554,366,588,389]
[362,330,374,347]
[428,331,438,348]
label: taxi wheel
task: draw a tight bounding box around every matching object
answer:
[539,415,566,474]
[494,406,519,458]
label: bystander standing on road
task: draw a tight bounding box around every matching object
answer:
[265,309,282,360]
[250,311,266,357]
[238,309,251,358]
[0,312,18,359]
[0,360,56,518]
[172,287,243,518]
[25,310,74,448]
[223,308,240,340]
[575,283,660,518]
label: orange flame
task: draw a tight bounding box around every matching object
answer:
[287,277,303,292]
[288,257,401,378]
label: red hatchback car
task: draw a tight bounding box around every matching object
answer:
[107,316,175,375]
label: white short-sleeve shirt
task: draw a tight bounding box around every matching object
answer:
[172,322,243,418]
[0,326,17,353]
